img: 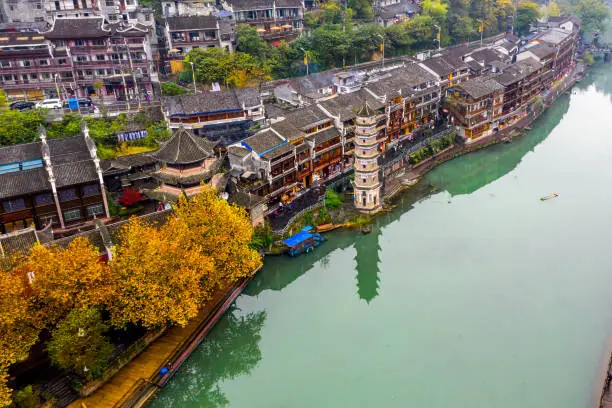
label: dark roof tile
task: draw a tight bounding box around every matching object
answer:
[166,15,218,31]
[45,17,110,40]
[152,127,218,164]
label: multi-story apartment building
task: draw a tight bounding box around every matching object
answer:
[220,0,304,43]
[0,31,69,101]
[0,0,47,24]
[42,17,156,99]
[531,26,579,81]
[164,15,233,62]
[365,63,441,150]
[446,76,505,141]
[0,124,109,234]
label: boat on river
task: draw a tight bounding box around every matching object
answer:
[540,193,559,201]
[282,226,325,256]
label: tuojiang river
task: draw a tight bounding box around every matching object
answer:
[150,63,612,408]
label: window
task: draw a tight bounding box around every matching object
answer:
[105,0,114,5]
[35,17,45,22]
[22,60,32,67]
[82,184,100,197]
[39,59,49,66]
[58,189,77,202]
[75,40,86,46]
[2,198,26,212]
[109,14,117,21]
[96,55,105,61]
[63,208,81,221]
[35,194,54,206]
[86,204,104,216]
[97,69,105,75]
[144,13,150,21]
[57,58,67,65]
[0,60,9,67]
[92,39,105,46]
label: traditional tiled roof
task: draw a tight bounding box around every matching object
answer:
[288,72,335,99]
[270,119,306,141]
[53,162,99,187]
[467,48,507,65]
[366,63,437,98]
[241,129,285,155]
[284,105,331,131]
[228,146,250,157]
[261,141,294,160]
[356,100,377,118]
[162,87,260,116]
[455,77,504,99]
[420,57,460,78]
[45,17,110,40]
[166,15,218,31]
[318,89,384,122]
[101,152,158,174]
[309,127,341,145]
[152,127,217,165]
[0,142,42,165]
[376,0,419,20]
[494,58,543,86]
[46,136,99,187]
[0,228,39,257]
[535,28,572,45]
[0,167,50,200]
[523,43,556,60]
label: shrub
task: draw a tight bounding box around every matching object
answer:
[47,308,113,381]
[317,207,332,224]
[161,82,188,96]
[583,51,595,66]
[14,385,40,408]
[325,189,343,209]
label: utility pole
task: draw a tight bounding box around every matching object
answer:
[189,61,197,94]
[124,39,141,111]
[300,47,309,75]
[377,34,385,68]
[433,24,441,51]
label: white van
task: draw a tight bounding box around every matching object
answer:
[36,99,63,109]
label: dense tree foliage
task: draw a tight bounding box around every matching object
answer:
[0,186,261,404]
[47,308,113,380]
[516,2,541,36]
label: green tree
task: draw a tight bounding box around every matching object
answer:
[516,2,540,36]
[422,0,448,23]
[45,113,82,139]
[0,110,44,146]
[235,24,269,59]
[47,308,113,380]
[568,0,609,33]
[349,0,374,19]
[543,1,561,18]
[13,385,40,408]
[161,82,188,96]
[92,81,107,117]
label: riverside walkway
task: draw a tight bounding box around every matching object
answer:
[68,276,255,408]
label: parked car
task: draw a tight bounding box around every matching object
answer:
[9,101,35,111]
[36,99,63,109]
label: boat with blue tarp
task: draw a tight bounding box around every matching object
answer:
[282,226,325,256]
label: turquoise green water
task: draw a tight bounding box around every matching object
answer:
[151,64,612,408]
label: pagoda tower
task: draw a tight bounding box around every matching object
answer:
[353,101,382,213]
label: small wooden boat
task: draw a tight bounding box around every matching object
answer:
[283,226,325,257]
[316,223,341,233]
[540,193,559,201]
